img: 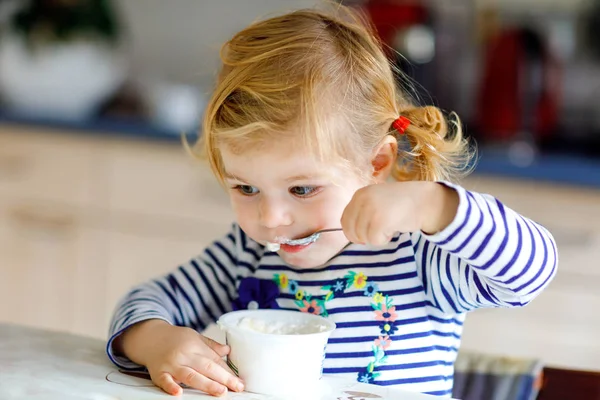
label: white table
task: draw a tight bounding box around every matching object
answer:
[0,323,447,400]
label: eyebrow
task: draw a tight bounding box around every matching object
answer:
[224,172,323,183]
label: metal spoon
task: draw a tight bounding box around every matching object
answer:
[281,228,343,246]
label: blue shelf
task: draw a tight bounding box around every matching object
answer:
[474,152,600,189]
[1,112,599,189]
[0,111,186,143]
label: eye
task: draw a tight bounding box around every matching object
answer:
[233,185,259,196]
[289,186,319,197]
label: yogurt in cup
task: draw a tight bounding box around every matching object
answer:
[217,309,336,397]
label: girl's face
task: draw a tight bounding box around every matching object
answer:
[220,141,369,269]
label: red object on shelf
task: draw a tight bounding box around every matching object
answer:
[363,0,428,52]
[476,27,561,141]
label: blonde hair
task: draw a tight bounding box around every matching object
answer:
[188,3,473,185]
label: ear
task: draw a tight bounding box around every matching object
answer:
[371,135,398,183]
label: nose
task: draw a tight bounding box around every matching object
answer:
[258,196,293,229]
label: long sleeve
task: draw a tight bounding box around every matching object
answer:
[106,223,256,370]
[412,182,558,314]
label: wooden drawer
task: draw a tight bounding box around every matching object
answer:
[105,215,232,329]
[0,198,109,339]
[105,138,234,224]
[0,126,106,208]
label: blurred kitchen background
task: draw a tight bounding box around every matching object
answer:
[0,0,599,382]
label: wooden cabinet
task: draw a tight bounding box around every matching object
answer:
[0,197,108,338]
[460,175,600,371]
[0,128,106,207]
[104,137,233,224]
[0,125,234,340]
[1,123,599,372]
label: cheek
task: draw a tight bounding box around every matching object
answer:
[229,197,256,228]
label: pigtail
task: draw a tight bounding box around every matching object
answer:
[391,106,474,182]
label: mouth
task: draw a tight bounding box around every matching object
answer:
[265,230,319,253]
[279,242,313,253]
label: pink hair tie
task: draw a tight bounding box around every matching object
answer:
[392,116,410,134]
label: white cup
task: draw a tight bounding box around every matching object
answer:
[217,309,336,397]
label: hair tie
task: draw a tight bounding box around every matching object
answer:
[392,116,410,135]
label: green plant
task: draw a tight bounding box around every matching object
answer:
[9,0,121,45]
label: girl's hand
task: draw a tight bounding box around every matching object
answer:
[341,181,459,246]
[118,320,244,397]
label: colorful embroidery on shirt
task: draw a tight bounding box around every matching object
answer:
[359,293,397,383]
[273,271,398,384]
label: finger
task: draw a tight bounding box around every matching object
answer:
[200,336,230,358]
[173,366,228,397]
[193,350,236,377]
[352,200,371,245]
[367,215,390,246]
[153,371,183,396]
[341,196,363,244]
[187,358,245,393]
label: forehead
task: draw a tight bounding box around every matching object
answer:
[220,140,345,182]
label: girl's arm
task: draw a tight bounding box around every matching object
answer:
[106,223,260,369]
[413,182,558,313]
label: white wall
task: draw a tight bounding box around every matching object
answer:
[116,0,319,90]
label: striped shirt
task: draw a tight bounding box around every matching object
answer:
[107,182,557,397]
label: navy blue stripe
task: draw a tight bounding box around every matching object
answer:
[457,282,476,311]
[326,345,458,359]
[226,232,235,247]
[503,220,537,285]
[427,248,443,312]
[122,296,165,310]
[281,286,422,302]
[204,248,236,290]
[479,200,509,270]
[377,360,454,371]
[258,256,416,273]
[154,280,184,325]
[283,300,427,316]
[435,190,473,246]
[429,315,464,326]
[425,389,454,396]
[167,273,202,329]
[198,257,236,305]
[190,259,228,315]
[375,374,453,385]
[178,266,217,327]
[468,199,497,260]
[421,239,430,294]
[341,238,412,256]
[526,229,557,296]
[516,223,550,293]
[495,219,523,278]
[324,360,453,374]
[239,228,261,261]
[328,329,459,344]
[118,309,137,329]
[472,274,496,304]
[214,240,237,268]
[115,297,165,327]
[441,252,460,313]
[237,260,256,272]
[333,316,429,329]
[279,300,428,316]
[450,195,484,253]
[282,272,418,287]
[113,308,162,333]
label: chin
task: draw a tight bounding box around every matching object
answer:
[280,255,328,269]
[279,246,342,269]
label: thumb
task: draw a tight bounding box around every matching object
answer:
[200,335,230,357]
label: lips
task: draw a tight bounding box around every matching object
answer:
[280,242,313,253]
